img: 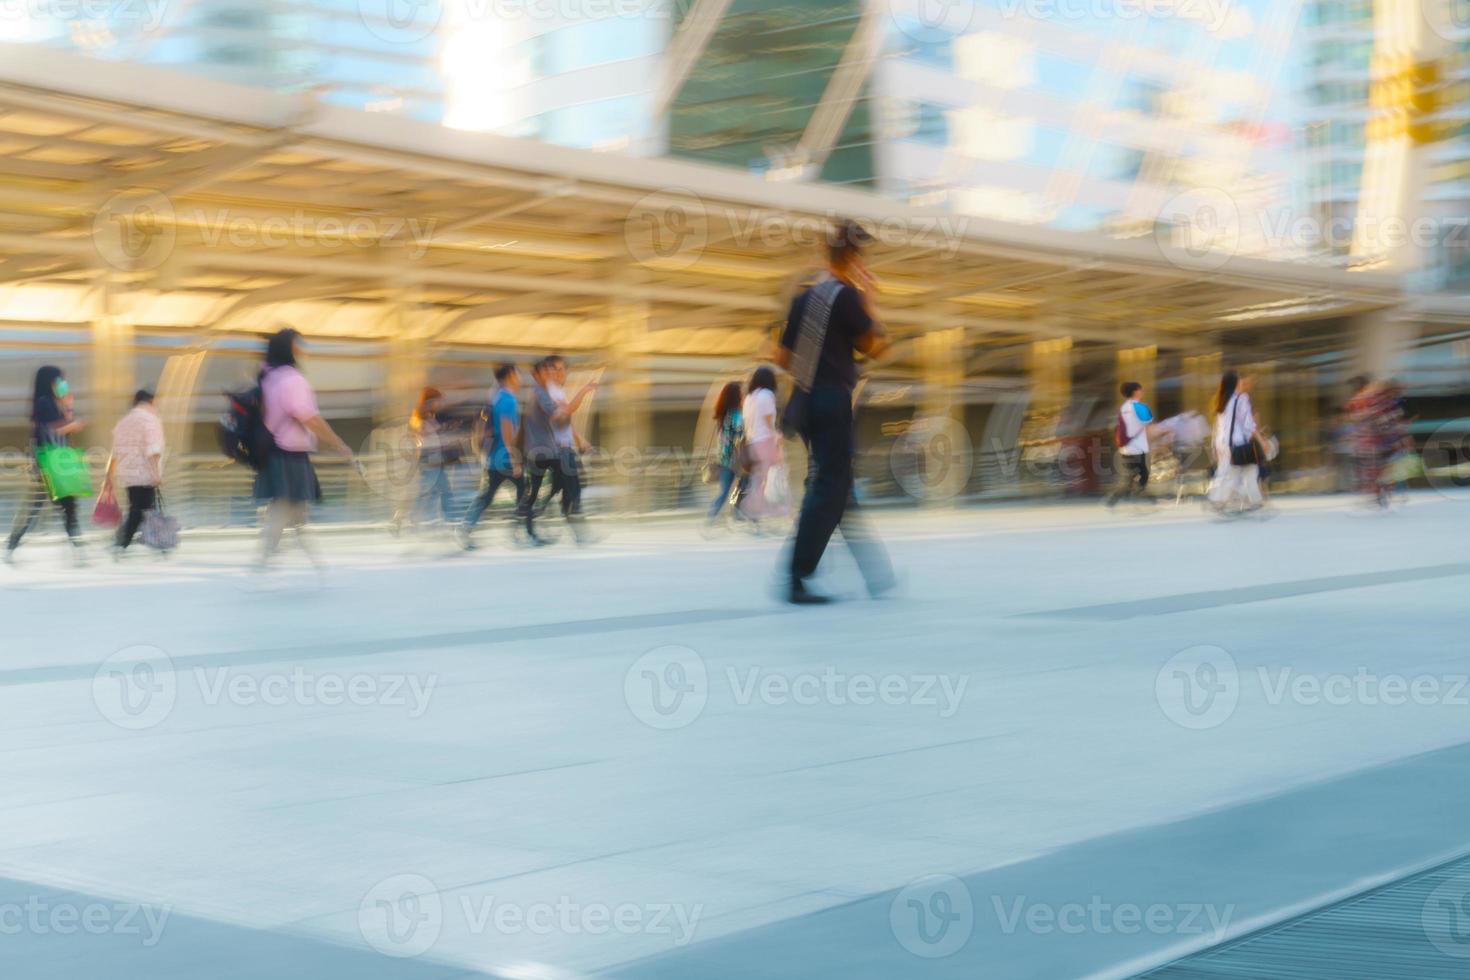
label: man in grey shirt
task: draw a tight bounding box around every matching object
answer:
[525,355,596,534]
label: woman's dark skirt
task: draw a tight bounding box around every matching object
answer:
[253,450,322,503]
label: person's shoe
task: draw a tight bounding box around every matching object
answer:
[110,544,124,562]
[2,548,15,567]
[866,573,899,599]
[70,544,87,568]
[454,525,476,551]
[788,578,833,605]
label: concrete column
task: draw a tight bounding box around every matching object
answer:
[914,325,968,504]
[1184,352,1222,415]
[89,275,135,447]
[1116,345,1157,405]
[380,285,429,425]
[605,290,652,514]
[1023,336,1073,495]
[1351,309,1420,380]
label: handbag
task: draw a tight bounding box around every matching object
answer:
[140,490,179,551]
[92,482,122,528]
[35,444,94,500]
[780,278,843,438]
[1226,394,1261,467]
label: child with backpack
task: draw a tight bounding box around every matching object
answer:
[1105,381,1154,508]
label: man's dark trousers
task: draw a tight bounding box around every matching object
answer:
[464,467,532,534]
[789,384,892,588]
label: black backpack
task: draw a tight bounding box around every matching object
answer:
[217,386,275,471]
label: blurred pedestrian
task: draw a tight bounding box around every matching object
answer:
[6,365,87,564]
[739,366,786,522]
[525,355,597,541]
[1347,377,1405,509]
[401,385,455,531]
[703,382,745,527]
[459,363,539,548]
[1105,381,1154,508]
[253,328,357,572]
[775,220,895,604]
[1206,370,1265,515]
[106,389,165,557]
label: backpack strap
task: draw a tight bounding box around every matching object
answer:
[788,277,843,394]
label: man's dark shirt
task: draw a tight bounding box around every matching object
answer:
[780,280,873,393]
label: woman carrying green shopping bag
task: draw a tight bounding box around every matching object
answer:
[6,365,90,564]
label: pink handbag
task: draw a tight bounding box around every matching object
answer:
[92,484,122,528]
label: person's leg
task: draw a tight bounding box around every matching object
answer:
[7,476,46,552]
[290,502,324,567]
[462,469,498,531]
[508,473,537,539]
[117,486,152,548]
[707,466,736,520]
[790,387,853,586]
[559,450,583,518]
[57,495,79,541]
[1106,452,1132,506]
[260,499,290,561]
[742,440,771,519]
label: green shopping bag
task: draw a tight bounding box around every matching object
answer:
[35,445,94,501]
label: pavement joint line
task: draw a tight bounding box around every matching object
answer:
[1021,561,1470,621]
[0,607,784,688]
[772,731,1022,774]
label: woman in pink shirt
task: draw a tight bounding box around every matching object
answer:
[254,328,356,569]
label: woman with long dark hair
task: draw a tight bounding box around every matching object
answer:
[704,381,745,525]
[1206,369,1264,514]
[254,328,356,571]
[6,365,86,563]
[738,365,786,522]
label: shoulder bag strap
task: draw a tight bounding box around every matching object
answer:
[789,278,843,394]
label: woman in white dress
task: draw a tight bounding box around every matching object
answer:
[1207,370,1264,513]
[738,366,787,522]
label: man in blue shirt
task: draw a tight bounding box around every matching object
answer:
[458,364,539,548]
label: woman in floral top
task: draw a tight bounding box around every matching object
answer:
[705,382,745,524]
